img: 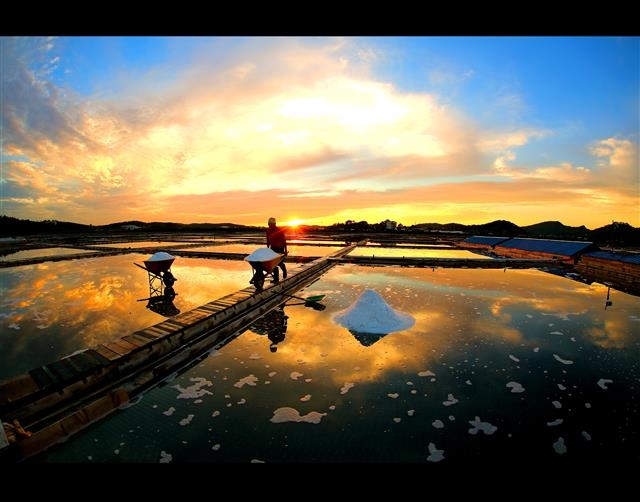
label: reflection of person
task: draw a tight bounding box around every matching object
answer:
[250,307,289,352]
[266,216,288,282]
[267,308,288,352]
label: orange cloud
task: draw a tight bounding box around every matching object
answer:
[2,37,638,229]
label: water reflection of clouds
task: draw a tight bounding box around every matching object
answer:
[0,254,256,380]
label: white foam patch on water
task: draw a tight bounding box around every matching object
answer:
[582,431,592,441]
[249,353,261,360]
[407,410,415,416]
[553,437,567,454]
[443,394,458,406]
[388,393,399,399]
[290,372,304,380]
[509,354,520,362]
[329,405,336,410]
[533,347,540,352]
[597,378,613,390]
[558,384,566,391]
[340,383,354,395]
[268,371,277,377]
[234,374,258,388]
[174,377,213,399]
[552,401,562,409]
[159,451,173,463]
[237,398,246,405]
[418,370,435,377]
[393,417,402,423]
[547,419,563,426]
[550,331,564,336]
[333,289,415,334]
[406,381,414,386]
[553,354,573,365]
[163,407,176,416]
[468,416,497,435]
[251,459,266,463]
[179,414,195,426]
[585,403,591,408]
[212,444,221,450]
[506,381,525,393]
[300,394,311,402]
[432,420,444,429]
[270,407,327,424]
[427,443,445,462]
[465,380,472,385]
[212,411,220,417]
[448,415,455,421]
[8,323,20,330]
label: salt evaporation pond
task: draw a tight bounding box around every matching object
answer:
[186,243,346,256]
[27,263,640,465]
[0,254,254,380]
[348,246,493,259]
[0,247,98,262]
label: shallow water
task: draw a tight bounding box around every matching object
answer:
[21,262,639,464]
[0,254,253,380]
[0,247,98,262]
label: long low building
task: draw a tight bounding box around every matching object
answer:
[493,238,598,263]
[576,250,640,294]
[457,236,511,251]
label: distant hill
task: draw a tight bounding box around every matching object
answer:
[522,220,590,240]
[1,215,638,247]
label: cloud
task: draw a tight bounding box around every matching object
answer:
[1,37,637,228]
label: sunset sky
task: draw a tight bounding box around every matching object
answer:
[1,36,638,229]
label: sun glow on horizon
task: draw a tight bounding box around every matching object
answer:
[284,219,305,228]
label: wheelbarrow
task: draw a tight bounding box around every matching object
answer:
[245,251,285,291]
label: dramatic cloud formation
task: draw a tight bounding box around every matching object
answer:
[1,36,638,227]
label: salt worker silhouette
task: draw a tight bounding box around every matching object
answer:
[266,216,288,282]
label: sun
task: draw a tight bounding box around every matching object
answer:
[284,219,305,228]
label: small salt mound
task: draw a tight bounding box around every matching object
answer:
[147,251,174,262]
[244,247,281,262]
[333,289,415,334]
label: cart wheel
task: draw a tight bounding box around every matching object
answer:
[254,274,265,291]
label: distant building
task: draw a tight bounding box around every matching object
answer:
[494,238,597,264]
[383,219,397,230]
[459,236,510,251]
[576,250,640,294]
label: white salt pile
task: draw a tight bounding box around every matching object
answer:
[244,247,281,262]
[146,251,174,262]
[333,289,415,334]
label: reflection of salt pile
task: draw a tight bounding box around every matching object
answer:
[244,247,281,262]
[333,289,415,334]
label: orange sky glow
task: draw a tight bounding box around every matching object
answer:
[1,36,638,229]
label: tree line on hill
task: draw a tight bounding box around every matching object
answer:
[1,215,639,247]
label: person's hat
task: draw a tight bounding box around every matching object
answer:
[268,217,276,225]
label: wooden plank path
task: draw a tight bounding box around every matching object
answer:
[0,243,357,462]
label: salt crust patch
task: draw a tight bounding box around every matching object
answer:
[270,407,326,424]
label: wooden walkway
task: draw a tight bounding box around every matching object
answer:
[0,244,357,462]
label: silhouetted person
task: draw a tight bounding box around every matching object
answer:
[266,216,287,282]
[268,308,288,352]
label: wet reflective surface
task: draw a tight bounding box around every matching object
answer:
[187,243,346,256]
[0,255,253,380]
[0,247,97,262]
[348,246,493,259]
[22,263,639,465]
[95,241,189,249]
